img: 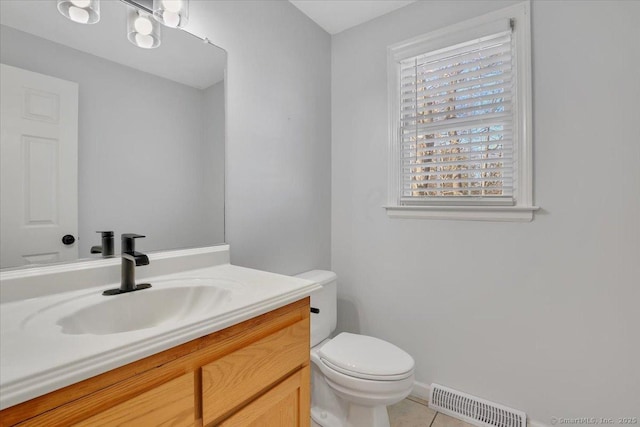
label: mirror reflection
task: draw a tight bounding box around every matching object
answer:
[0,0,226,270]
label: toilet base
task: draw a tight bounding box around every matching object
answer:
[311,346,408,427]
[347,404,391,427]
[311,406,345,427]
[311,403,391,427]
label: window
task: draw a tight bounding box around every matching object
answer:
[386,3,536,221]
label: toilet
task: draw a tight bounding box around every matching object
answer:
[296,270,415,427]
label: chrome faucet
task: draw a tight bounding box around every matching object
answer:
[103,234,151,295]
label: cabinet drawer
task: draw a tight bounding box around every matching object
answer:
[73,373,195,427]
[202,318,309,425]
[219,366,310,427]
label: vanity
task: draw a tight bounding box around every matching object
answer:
[0,246,320,426]
[0,1,320,424]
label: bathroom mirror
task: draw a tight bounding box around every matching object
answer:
[0,0,226,270]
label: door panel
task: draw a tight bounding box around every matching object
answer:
[0,63,78,268]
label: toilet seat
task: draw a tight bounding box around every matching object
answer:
[320,358,413,381]
[311,347,415,409]
[319,333,414,381]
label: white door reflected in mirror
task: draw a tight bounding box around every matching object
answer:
[0,64,79,269]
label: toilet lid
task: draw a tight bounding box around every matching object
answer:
[319,333,414,380]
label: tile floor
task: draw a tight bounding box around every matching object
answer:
[388,396,475,427]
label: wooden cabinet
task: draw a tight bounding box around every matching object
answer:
[74,373,195,427]
[201,320,309,425]
[218,367,310,427]
[0,298,310,427]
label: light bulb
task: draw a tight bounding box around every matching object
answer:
[58,0,100,24]
[68,6,90,23]
[128,7,160,49]
[135,33,154,49]
[70,0,91,7]
[162,10,180,28]
[162,0,182,13]
[134,16,153,35]
[153,0,188,28]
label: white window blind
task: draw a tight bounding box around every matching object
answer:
[399,25,516,205]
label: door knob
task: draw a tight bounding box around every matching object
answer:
[61,234,76,245]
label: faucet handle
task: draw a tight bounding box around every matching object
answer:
[121,233,145,239]
[121,233,145,253]
[97,230,114,237]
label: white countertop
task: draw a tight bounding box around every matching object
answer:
[0,261,320,410]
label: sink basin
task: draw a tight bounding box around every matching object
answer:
[55,278,238,335]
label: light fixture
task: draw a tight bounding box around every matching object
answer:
[57,0,100,24]
[152,0,188,29]
[127,8,161,49]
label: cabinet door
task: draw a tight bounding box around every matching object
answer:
[201,318,309,425]
[219,366,310,427]
[72,373,195,427]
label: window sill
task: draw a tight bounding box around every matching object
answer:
[384,205,539,222]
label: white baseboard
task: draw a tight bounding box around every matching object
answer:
[411,381,430,402]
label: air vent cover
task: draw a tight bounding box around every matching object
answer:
[429,384,526,427]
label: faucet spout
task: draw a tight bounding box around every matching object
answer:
[122,251,149,266]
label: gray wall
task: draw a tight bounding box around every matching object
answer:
[332,0,639,423]
[0,25,225,256]
[188,1,332,274]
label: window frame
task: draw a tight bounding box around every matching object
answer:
[385,2,537,222]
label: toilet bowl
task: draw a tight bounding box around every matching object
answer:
[296,270,415,427]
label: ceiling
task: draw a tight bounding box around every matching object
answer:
[289,0,416,35]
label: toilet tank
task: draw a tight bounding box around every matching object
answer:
[295,270,337,347]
